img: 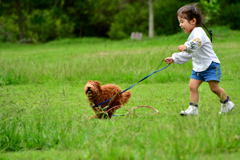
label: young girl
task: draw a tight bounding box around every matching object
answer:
[164,4,235,115]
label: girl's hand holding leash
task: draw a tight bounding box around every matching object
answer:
[164,57,174,65]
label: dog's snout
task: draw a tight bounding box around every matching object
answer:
[87,86,92,93]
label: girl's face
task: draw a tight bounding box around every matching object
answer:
[177,16,197,34]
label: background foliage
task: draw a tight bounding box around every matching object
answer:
[0,0,240,42]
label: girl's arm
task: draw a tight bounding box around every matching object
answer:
[164,51,192,65]
[171,51,192,64]
[184,38,202,53]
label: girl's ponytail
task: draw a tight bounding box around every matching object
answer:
[202,23,212,42]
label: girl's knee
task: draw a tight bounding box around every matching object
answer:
[210,87,217,93]
[209,84,220,93]
[189,79,202,91]
[208,81,220,93]
[189,83,198,91]
[210,86,221,94]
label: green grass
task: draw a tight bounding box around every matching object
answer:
[0,26,240,159]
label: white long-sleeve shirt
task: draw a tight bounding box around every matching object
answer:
[172,27,220,72]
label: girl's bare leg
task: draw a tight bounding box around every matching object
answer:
[208,80,228,101]
[189,79,203,103]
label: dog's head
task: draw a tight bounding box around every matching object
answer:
[85,80,102,100]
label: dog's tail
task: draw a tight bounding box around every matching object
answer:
[122,91,132,104]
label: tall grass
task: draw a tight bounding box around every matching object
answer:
[0,26,240,159]
[0,82,239,159]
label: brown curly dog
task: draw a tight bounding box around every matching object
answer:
[85,80,131,119]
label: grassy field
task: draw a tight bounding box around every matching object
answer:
[0,26,240,159]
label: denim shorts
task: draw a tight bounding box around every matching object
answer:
[190,62,221,82]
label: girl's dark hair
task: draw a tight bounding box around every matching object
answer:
[177,4,213,42]
[177,4,203,27]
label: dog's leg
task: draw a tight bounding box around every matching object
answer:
[89,114,96,119]
[123,91,132,104]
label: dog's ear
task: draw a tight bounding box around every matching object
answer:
[94,81,102,91]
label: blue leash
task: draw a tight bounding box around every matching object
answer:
[91,59,169,108]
